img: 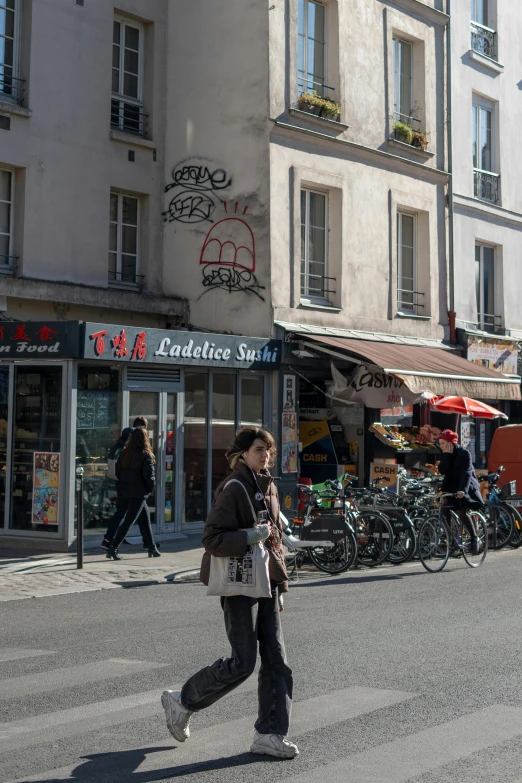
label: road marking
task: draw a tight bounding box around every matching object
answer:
[3,686,416,781]
[0,658,164,700]
[282,704,522,783]
[0,649,56,664]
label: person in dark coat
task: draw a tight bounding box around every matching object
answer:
[106,428,160,560]
[437,429,484,552]
[100,427,132,550]
[160,426,298,760]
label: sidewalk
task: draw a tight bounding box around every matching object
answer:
[0,536,204,602]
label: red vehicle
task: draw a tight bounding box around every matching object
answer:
[488,424,522,489]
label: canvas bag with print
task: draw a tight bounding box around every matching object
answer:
[206,479,272,598]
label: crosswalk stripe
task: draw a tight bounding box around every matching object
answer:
[0,649,56,664]
[3,686,417,782]
[0,658,164,700]
[282,704,522,783]
[0,676,259,752]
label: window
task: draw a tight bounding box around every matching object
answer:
[0,0,22,104]
[0,168,12,266]
[298,0,326,97]
[472,100,499,203]
[109,191,140,285]
[475,244,497,332]
[301,188,328,302]
[111,17,146,136]
[393,38,413,124]
[470,1,496,59]
[397,212,419,314]
[470,0,488,26]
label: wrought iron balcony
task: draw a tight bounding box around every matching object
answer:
[477,313,503,335]
[110,98,148,137]
[474,169,500,204]
[297,77,335,101]
[471,21,497,60]
[397,289,425,316]
[300,272,336,301]
[0,74,25,106]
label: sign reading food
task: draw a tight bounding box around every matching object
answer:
[32,452,60,526]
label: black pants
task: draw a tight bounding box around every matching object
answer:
[111,498,155,549]
[104,494,150,545]
[180,590,293,735]
[442,505,477,539]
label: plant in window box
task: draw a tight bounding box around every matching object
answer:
[393,121,414,145]
[411,130,429,151]
[298,92,341,120]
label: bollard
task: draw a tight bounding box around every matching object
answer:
[76,466,84,570]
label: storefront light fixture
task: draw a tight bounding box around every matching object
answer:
[291,348,316,359]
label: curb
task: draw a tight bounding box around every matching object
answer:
[164,569,201,583]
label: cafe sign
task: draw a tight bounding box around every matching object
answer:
[0,321,81,358]
[83,323,282,370]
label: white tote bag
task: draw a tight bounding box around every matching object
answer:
[207,479,272,598]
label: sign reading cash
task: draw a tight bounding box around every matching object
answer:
[83,323,282,370]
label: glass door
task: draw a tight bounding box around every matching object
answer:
[128,391,159,534]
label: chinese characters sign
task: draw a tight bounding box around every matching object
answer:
[32,452,60,526]
[83,323,282,370]
[0,321,81,357]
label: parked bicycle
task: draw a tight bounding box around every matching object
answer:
[418,492,488,572]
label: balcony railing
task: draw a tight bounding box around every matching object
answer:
[300,272,336,301]
[110,98,148,138]
[477,312,503,335]
[397,288,425,315]
[471,21,497,60]
[0,74,25,106]
[474,168,500,204]
[297,77,335,101]
[108,270,144,287]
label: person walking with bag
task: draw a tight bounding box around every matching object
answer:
[100,427,132,551]
[106,428,161,560]
[160,426,298,759]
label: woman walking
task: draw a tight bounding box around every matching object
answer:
[160,426,298,759]
[106,428,161,560]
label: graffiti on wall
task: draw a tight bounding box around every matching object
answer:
[163,158,232,224]
[199,203,265,301]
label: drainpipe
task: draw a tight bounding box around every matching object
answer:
[446,0,457,343]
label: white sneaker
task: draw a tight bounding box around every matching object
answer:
[250,730,299,759]
[161,690,192,742]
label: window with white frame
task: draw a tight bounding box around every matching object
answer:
[475,244,498,332]
[0,0,22,104]
[472,99,499,203]
[298,0,326,98]
[109,191,140,285]
[470,0,489,27]
[397,212,419,314]
[301,188,329,301]
[392,37,413,125]
[0,168,13,267]
[470,0,497,60]
[111,17,145,136]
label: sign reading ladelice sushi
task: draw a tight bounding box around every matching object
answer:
[83,323,282,370]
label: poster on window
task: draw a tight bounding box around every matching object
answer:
[282,413,298,474]
[32,452,60,526]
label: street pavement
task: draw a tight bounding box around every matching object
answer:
[2,549,522,782]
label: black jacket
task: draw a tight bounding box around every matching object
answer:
[115,452,155,499]
[439,445,484,506]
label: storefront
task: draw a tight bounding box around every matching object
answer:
[0,320,281,549]
[275,322,521,513]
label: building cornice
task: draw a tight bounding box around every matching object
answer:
[0,276,188,320]
[384,0,449,26]
[271,120,450,184]
[453,193,522,228]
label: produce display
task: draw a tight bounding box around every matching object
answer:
[370,423,440,451]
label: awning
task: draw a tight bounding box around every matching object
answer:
[297,335,521,400]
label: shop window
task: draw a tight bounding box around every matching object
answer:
[241,375,264,426]
[0,367,7,528]
[76,366,122,532]
[10,366,62,532]
[184,372,208,524]
[128,390,159,527]
[212,374,236,495]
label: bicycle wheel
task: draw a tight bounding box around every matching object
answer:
[386,510,416,564]
[462,511,488,568]
[485,501,514,549]
[418,517,450,573]
[356,512,393,567]
[508,505,522,548]
[308,530,357,574]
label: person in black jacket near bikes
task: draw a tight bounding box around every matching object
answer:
[106,427,160,560]
[437,429,484,554]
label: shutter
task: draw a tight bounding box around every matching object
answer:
[125,366,182,390]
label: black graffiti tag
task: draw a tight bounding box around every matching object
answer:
[199,265,266,302]
[163,161,232,225]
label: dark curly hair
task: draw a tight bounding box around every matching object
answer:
[225,426,277,469]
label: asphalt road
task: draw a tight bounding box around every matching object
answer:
[2,550,522,783]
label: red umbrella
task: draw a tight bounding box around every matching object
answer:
[430,396,508,419]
